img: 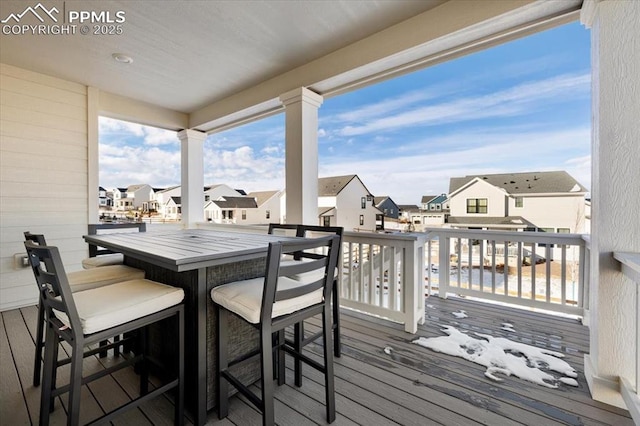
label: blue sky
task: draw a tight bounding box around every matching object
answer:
[99,22,591,204]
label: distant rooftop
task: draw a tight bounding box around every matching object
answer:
[449,171,587,195]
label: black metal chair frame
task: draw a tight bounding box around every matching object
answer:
[25,232,125,387]
[86,222,146,258]
[25,240,184,426]
[215,235,340,426]
[292,225,344,385]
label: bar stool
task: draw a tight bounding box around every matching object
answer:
[292,225,344,386]
[82,223,146,269]
[212,235,340,426]
[25,240,185,426]
[24,232,146,386]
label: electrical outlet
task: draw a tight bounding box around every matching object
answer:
[13,253,29,269]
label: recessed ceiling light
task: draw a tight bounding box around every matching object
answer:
[112,53,133,64]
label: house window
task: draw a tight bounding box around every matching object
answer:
[557,228,570,233]
[242,210,246,220]
[205,195,210,201]
[323,216,331,227]
[539,227,554,232]
[466,198,488,214]
[361,197,366,209]
[228,210,234,220]
[359,215,364,226]
[266,210,271,219]
[515,197,524,208]
[390,209,394,215]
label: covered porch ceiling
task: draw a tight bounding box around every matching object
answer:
[0,0,582,133]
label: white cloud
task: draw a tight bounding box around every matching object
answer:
[100,117,177,146]
[338,73,590,137]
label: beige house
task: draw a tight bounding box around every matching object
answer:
[0,0,638,418]
[317,175,379,232]
[447,171,587,232]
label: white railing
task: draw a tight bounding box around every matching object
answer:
[613,251,640,424]
[340,231,428,333]
[424,228,588,317]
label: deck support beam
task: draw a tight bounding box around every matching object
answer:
[280,88,323,226]
[581,0,640,411]
[178,129,207,229]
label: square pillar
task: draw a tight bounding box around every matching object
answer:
[581,0,640,409]
[280,88,323,225]
[178,129,207,229]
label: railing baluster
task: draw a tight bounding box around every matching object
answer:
[531,243,536,301]
[504,241,509,297]
[491,240,496,294]
[479,239,484,292]
[517,241,523,298]
[561,245,567,306]
[545,244,551,303]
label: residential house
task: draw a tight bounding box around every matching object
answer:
[397,204,419,228]
[204,196,257,224]
[152,185,181,218]
[447,171,587,233]
[245,190,282,224]
[1,0,637,418]
[317,175,378,231]
[164,196,181,220]
[420,193,449,226]
[374,196,400,230]
[204,184,244,203]
[97,186,111,208]
[112,184,154,211]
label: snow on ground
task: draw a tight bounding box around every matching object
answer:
[412,325,577,389]
[501,323,516,332]
[451,310,468,318]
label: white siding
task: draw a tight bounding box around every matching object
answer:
[1,63,89,311]
[510,194,586,232]
[449,180,507,217]
[334,180,377,232]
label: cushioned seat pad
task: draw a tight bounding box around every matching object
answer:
[82,253,124,269]
[67,265,145,292]
[55,279,184,335]
[211,276,323,324]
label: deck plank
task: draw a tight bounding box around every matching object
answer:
[0,311,31,425]
[1,296,633,426]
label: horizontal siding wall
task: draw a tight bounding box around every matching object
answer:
[0,63,89,311]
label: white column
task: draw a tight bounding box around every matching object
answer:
[178,129,207,229]
[581,0,640,409]
[279,88,323,225]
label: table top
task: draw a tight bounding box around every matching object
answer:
[83,228,296,272]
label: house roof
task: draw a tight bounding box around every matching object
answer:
[447,215,537,228]
[318,175,358,196]
[167,196,181,205]
[318,174,374,197]
[398,204,420,212]
[127,184,149,192]
[319,207,336,217]
[448,171,587,196]
[246,190,280,206]
[158,185,181,193]
[212,197,257,209]
[421,195,437,204]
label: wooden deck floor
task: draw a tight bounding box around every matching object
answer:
[1,297,633,425]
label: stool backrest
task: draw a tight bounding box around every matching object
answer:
[261,235,340,324]
[88,222,146,257]
[267,223,299,236]
[24,240,82,335]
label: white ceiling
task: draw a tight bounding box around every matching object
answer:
[0,0,445,113]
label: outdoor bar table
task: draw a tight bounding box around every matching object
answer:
[83,228,297,426]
